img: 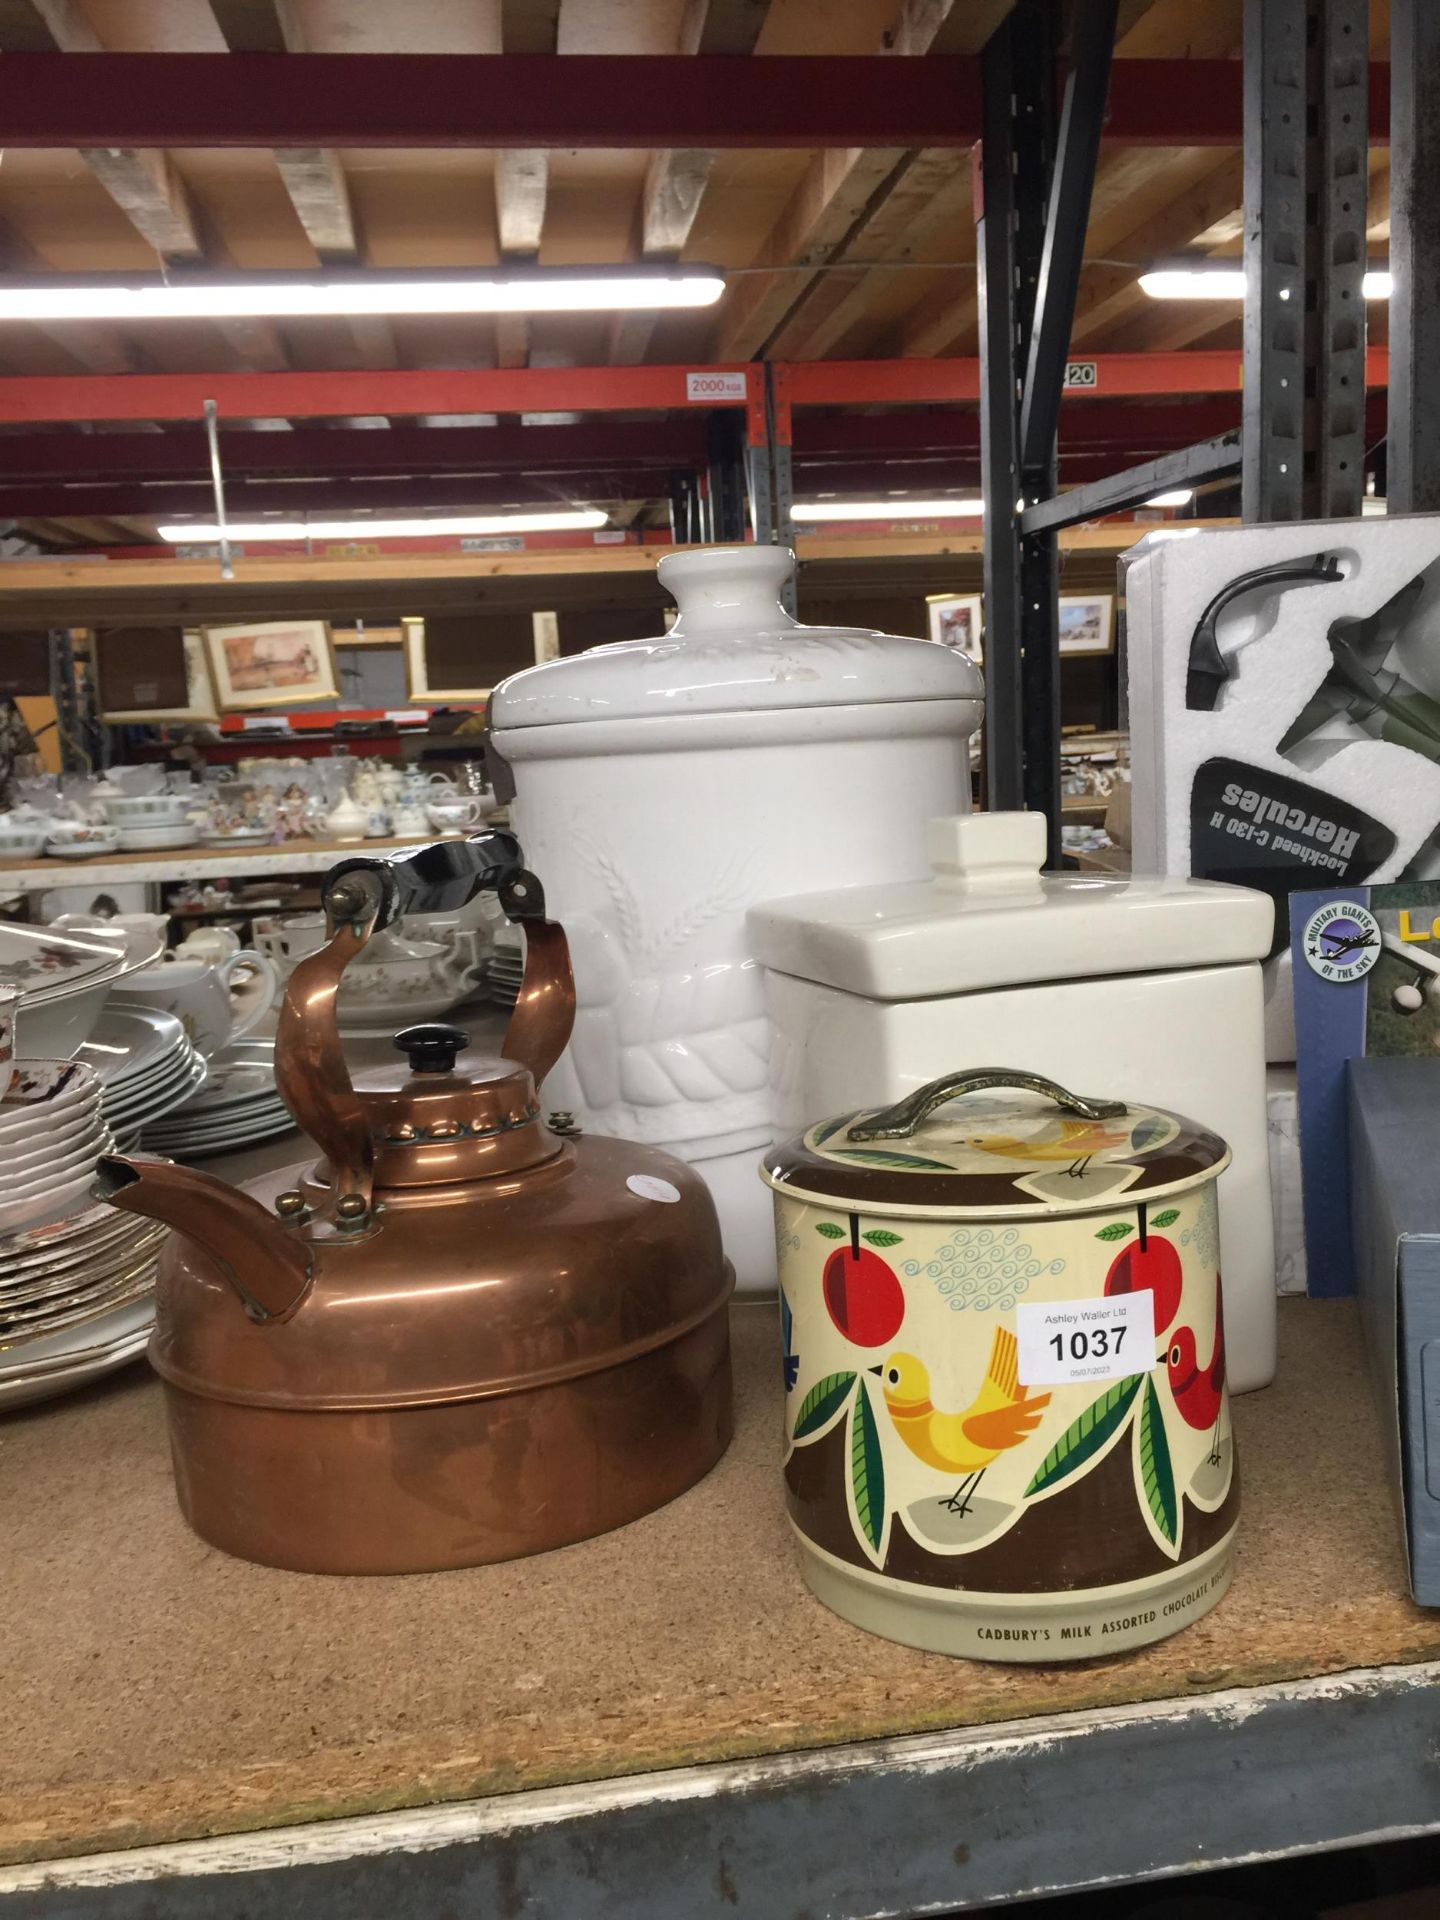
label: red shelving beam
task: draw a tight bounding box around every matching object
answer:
[0,352,1391,429]
[0,56,1388,151]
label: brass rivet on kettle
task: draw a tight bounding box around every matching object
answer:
[274,1190,307,1220]
[335,1193,368,1222]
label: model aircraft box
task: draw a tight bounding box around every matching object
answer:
[1126,519,1440,937]
[1348,1055,1440,1606]
[1289,878,1440,1296]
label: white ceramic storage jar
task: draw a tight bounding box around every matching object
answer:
[488,544,984,1290]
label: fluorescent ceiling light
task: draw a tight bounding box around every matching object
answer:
[1139,269,1247,300]
[1145,488,1195,507]
[157,509,609,542]
[791,498,985,521]
[1140,266,1391,300]
[0,268,725,322]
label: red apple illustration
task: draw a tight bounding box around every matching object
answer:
[822,1215,905,1347]
[1103,1217,1183,1336]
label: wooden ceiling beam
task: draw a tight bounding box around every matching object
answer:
[2,1,204,259]
[502,0,561,57]
[206,0,292,52]
[2,3,284,377]
[79,148,203,259]
[888,272,976,360]
[611,0,769,367]
[0,212,140,375]
[207,1,393,371]
[493,2,552,373]
[1069,153,1244,346]
[710,0,969,363]
[888,145,1250,361]
[495,150,549,256]
[769,146,970,360]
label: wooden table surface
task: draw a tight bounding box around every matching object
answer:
[0,1296,1434,1871]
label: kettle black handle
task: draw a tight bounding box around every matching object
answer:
[307,829,575,1099]
[323,831,544,934]
[845,1068,1128,1143]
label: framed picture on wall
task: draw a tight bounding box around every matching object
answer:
[203,619,337,711]
[402,610,541,703]
[0,630,56,700]
[1057,594,1115,656]
[402,616,491,703]
[926,593,984,664]
[531,610,560,663]
[96,625,219,722]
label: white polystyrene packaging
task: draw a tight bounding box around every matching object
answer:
[749,811,1280,1392]
[487,544,985,1291]
[1124,517,1440,1061]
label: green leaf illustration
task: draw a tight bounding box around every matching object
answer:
[1138,1377,1178,1546]
[812,1114,851,1147]
[862,1229,904,1248]
[1095,1221,1135,1243]
[1151,1208,1180,1229]
[815,1221,846,1240]
[830,1147,954,1172]
[1130,1116,1169,1153]
[1024,1373,1143,1496]
[793,1370,858,1440]
[850,1382,886,1554]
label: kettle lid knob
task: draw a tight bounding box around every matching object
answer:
[394,1023,469,1074]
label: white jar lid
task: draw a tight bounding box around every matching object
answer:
[749,812,1276,998]
[488,545,983,730]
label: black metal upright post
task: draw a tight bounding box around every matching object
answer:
[1244,0,1367,522]
[975,22,1025,813]
[705,411,748,544]
[1243,0,1308,523]
[1315,0,1368,517]
[976,0,1117,859]
[668,469,701,544]
[1388,0,1440,513]
[1013,13,1061,860]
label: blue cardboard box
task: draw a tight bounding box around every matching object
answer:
[1348,1055,1440,1604]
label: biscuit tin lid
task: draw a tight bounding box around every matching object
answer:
[762,1067,1229,1220]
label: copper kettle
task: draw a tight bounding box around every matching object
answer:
[95,833,734,1575]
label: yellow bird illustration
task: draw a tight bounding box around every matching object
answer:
[963,1115,1132,1173]
[870,1329,1050,1516]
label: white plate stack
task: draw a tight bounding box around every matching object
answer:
[0,1059,116,1233]
[80,1005,208,1147]
[0,1060,166,1409]
[139,1038,297,1161]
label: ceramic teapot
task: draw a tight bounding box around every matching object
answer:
[255,909,489,1028]
[323,792,369,842]
[93,832,734,1575]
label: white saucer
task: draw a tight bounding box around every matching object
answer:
[115,824,198,852]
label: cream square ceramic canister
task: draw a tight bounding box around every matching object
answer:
[488,545,985,1291]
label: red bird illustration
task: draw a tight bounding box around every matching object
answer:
[1165,1286,1225,1465]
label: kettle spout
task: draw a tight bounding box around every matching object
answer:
[94,1155,314,1323]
